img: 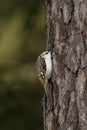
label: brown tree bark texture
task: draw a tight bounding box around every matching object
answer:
[45,0,87,130]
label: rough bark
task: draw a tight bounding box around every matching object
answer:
[44,0,87,130]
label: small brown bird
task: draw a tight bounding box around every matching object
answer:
[36,51,52,94]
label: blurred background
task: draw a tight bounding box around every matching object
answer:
[0,0,46,130]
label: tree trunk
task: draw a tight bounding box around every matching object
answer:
[44,0,87,130]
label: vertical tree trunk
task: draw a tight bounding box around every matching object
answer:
[44,0,87,130]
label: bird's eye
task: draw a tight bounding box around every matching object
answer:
[45,52,48,54]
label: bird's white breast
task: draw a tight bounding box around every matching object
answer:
[44,52,52,79]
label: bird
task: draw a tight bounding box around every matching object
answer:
[36,51,52,94]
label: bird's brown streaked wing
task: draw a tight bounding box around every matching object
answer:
[36,56,46,84]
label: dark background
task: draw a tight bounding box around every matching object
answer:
[0,0,46,130]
